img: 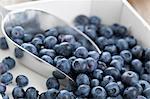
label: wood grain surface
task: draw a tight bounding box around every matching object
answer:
[128,0,150,24]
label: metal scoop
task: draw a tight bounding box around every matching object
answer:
[0,5,101,90]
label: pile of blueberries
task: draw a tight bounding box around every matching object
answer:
[0,14,150,99]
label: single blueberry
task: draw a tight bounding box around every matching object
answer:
[2,57,15,70]
[74,15,89,25]
[91,79,100,87]
[91,86,107,99]
[45,27,58,37]
[31,37,43,50]
[44,36,57,49]
[116,39,129,51]
[123,87,138,99]
[54,56,64,65]
[39,92,45,99]
[86,57,97,72]
[0,72,13,85]
[72,58,87,72]
[99,26,113,38]
[74,46,88,58]
[121,71,139,86]
[60,35,76,43]
[112,55,124,66]
[44,88,59,99]
[14,47,24,59]
[0,83,6,94]
[0,63,8,75]
[23,33,33,42]
[76,74,90,86]
[125,36,137,48]
[133,83,143,95]
[21,43,38,55]
[120,50,132,63]
[84,25,97,39]
[93,69,103,80]
[11,26,25,39]
[89,16,101,26]
[56,58,71,74]
[16,75,29,87]
[96,36,108,49]
[101,75,115,87]
[131,45,143,59]
[104,45,118,55]
[99,51,111,64]
[110,59,123,71]
[105,82,120,97]
[0,37,9,50]
[46,77,60,90]
[26,87,39,99]
[41,55,54,65]
[12,87,25,99]
[34,34,45,41]
[76,84,90,97]
[57,90,75,99]
[76,25,85,32]
[131,59,142,74]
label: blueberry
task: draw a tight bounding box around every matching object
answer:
[74,15,89,25]
[86,57,97,72]
[107,95,123,99]
[141,74,150,83]
[0,37,9,50]
[0,72,13,85]
[91,79,100,87]
[12,87,25,99]
[110,59,123,71]
[44,36,57,49]
[144,61,150,74]
[76,25,85,32]
[123,87,138,99]
[2,57,15,70]
[39,92,46,99]
[23,33,33,42]
[76,74,90,86]
[88,51,100,60]
[133,83,143,95]
[46,77,59,89]
[96,36,108,49]
[60,35,76,43]
[105,82,120,97]
[101,75,115,87]
[0,63,8,75]
[144,48,150,60]
[56,58,71,74]
[57,90,75,99]
[143,88,150,98]
[91,86,107,99]
[99,26,113,38]
[93,69,103,80]
[104,45,118,55]
[54,56,64,65]
[11,26,25,39]
[104,67,121,80]
[99,51,111,64]
[89,16,101,26]
[139,80,150,90]
[131,45,143,58]
[39,49,56,59]
[117,81,124,94]
[34,34,45,41]
[121,71,139,85]
[131,59,142,74]
[137,95,147,99]
[74,46,88,58]
[0,83,6,94]
[31,37,43,50]
[16,75,29,87]
[41,55,53,65]
[97,61,107,70]
[120,50,132,63]
[54,42,73,57]
[125,36,137,48]
[52,70,66,79]
[44,88,59,99]
[14,47,24,59]
[117,25,127,36]
[112,55,124,66]
[45,28,58,37]
[84,25,97,39]
[72,58,87,72]
[21,43,38,55]
[26,87,39,99]
[76,85,90,97]
[13,39,23,45]
[116,39,129,51]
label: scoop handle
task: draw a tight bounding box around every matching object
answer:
[0,5,9,18]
